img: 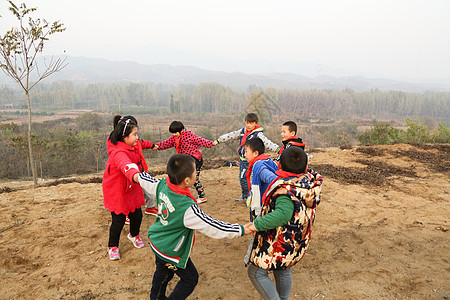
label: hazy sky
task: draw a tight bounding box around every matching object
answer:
[1,0,449,81]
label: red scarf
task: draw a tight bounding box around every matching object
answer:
[239,125,261,148]
[165,176,197,203]
[279,135,306,154]
[275,169,302,178]
[136,140,148,172]
[246,153,271,190]
[174,131,183,154]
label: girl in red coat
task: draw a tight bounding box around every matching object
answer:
[102,115,155,260]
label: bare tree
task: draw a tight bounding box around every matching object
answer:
[0,1,67,184]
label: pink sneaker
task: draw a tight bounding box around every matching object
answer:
[108,246,120,260]
[197,197,207,204]
[127,233,145,248]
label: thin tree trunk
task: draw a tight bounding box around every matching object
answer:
[26,91,37,185]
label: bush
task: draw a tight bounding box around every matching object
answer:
[357,123,402,145]
[357,120,450,145]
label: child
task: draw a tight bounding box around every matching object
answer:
[275,121,306,164]
[153,121,215,204]
[242,138,278,221]
[246,147,323,300]
[132,154,251,300]
[102,115,155,260]
[215,113,279,203]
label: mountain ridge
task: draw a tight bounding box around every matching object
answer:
[0,56,449,92]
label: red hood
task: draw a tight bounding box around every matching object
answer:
[107,138,134,156]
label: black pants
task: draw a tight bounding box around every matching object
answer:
[150,256,199,300]
[108,207,142,247]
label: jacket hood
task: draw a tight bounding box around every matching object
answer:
[107,138,133,156]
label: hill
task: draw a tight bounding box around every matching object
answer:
[0,143,449,299]
[1,56,449,92]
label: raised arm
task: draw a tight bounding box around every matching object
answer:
[187,131,214,148]
[217,129,242,143]
[156,136,175,150]
[135,172,161,196]
[256,132,280,153]
[183,204,245,238]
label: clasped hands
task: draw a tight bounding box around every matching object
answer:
[243,222,257,235]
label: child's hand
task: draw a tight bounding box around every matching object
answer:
[152,144,159,151]
[244,223,257,235]
[133,173,139,183]
[212,140,219,146]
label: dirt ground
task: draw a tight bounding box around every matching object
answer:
[0,143,449,299]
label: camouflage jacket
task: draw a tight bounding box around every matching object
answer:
[250,170,323,270]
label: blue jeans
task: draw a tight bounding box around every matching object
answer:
[247,263,292,300]
[239,160,249,199]
[150,256,199,300]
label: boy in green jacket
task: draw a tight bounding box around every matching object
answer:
[246,147,323,300]
[133,154,252,300]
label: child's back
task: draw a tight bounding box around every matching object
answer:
[246,147,323,300]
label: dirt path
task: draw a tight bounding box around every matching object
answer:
[0,144,449,299]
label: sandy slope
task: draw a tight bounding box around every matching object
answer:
[0,144,449,299]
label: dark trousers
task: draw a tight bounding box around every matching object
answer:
[150,256,199,300]
[108,207,142,247]
[239,160,249,199]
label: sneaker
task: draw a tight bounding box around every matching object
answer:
[127,233,145,248]
[197,197,207,204]
[125,215,130,225]
[235,197,246,204]
[145,207,158,216]
[108,246,120,260]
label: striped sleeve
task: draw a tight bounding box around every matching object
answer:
[183,204,244,238]
[137,172,161,196]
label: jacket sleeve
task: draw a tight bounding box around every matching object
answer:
[183,204,244,238]
[140,138,154,149]
[189,131,214,148]
[256,132,280,153]
[113,151,140,182]
[217,129,242,143]
[253,195,294,231]
[137,172,161,196]
[258,164,278,184]
[156,136,175,150]
[249,163,278,216]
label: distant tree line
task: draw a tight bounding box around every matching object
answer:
[0,111,448,180]
[0,82,448,123]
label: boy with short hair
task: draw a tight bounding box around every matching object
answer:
[275,121,305,163]
[246,147,323,300]
[242,138,278,221]
[153,121,215,204]
[132,154,251,300]
[215,113,279,203]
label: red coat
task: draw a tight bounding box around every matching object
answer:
[102,138,154,215]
